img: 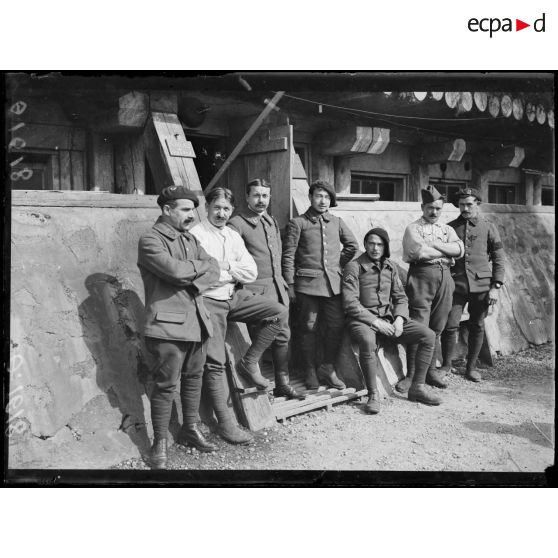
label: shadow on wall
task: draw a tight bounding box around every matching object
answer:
[78,273,154,455]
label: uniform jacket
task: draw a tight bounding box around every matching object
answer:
[342,252,410,327]
[228,209,289,306]
[138,217,220,342]
[447,214,505,295]
[282,208,358,297]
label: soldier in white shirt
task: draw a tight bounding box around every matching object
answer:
[190,187,288,445]
[397,185,464,399]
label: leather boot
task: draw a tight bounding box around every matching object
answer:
[217,422,253,445]
[237,358,270,390]
[149,437,168,469]
[364,390,381,414]
[318,363,346,390]
[465,368,482,382]
[408,384,441,406]
[301,333,319,389]
[177,423,218,452]
[425,367,449,388]
[272,345,306,400]
[396,344,416,393]
[439,329,458,374]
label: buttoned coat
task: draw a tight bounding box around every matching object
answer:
[138,218,220,342]
[342,253,410,327]
[447,214,505,296]
[282,208,358,297]
[228,210,289,306]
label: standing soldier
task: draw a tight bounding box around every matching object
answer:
[397,185,465,393]
[138,186,221,469]
[440,188,505,382]
[228,178,305,400]
[282,180,358,390]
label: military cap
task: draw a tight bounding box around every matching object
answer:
[309,180,338,207]
[453,187,482,205]
[157,185,200,208]
[420,185,445,204]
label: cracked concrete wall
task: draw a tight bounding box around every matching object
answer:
[9,198,161,468]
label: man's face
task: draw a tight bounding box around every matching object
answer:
[163,199,196,232]
[207,196,233,229]
[421,200,444,224]
[246,185,270,214]
[458,196,480,220]
[365,234,385,262]
[309,187,331,213]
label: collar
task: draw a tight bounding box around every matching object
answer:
[305,207,331,223]
[239,208,274,228]
[419,216,442,227]
[201,219,230,234]
[153,217,182,240]
[357,252,393,272]
[461,214,479,226]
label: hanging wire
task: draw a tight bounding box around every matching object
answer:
[281,92,510,122]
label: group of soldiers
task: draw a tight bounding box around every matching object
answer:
[138,178,505,469]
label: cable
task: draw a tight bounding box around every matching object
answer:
[282,92,509,122]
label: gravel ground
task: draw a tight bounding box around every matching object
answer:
[113,343,554,473]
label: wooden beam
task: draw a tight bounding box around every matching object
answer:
[88,132,114,192]
[533,175,543,205]
[471,163,489,201]
[205,91,285,192]
[522,172,535,205]
[409,162,428,202]
[481,146,525,169]
[316,126,390,156]
[334,156,351,195]
[96,91,149,133]
[11,123,86,151]
[415,139,466,164]
[114,135,145,194]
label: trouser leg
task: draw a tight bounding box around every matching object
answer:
[466,292,489,376]
[179,340,206,426]
[296,293,320,388]
[146,338,187,440]
[321,295,345,365]
[441,295,466,371]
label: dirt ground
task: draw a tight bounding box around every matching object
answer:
[114,343,555,475]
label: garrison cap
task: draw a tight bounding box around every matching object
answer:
[157,185,200,208]
[309,180,338,207]
[453,187,482,205]
[421,185,445,204]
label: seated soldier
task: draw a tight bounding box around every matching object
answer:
[342,227,441,414]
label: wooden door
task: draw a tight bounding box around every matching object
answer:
[228,124,294,230]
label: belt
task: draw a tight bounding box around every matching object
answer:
[410,261,451,270]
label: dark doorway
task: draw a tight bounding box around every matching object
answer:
[189,135,228,191]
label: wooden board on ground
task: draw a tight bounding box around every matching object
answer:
[225,322,275,431]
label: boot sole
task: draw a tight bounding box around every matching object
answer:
[425,381,448,389]
[408,396,441,406]
[237,369,270,390]
[178,440,218,453]
[218,436,253,445]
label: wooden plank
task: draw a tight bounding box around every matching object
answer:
[334,156,352,195]
[291,178,310,217]
[292,152,307,180]
[275,391,366,421]
[13,123,86,151]
[273,387,356,412]
[408,162,429,201]
[316,126,389,156]
[365,127,390,155]
[241,137,287,156]
[70,150,85,191]
[88,132,115,192]
[12,191,162,208]
[59,151,71,190]
[225,322,275,431]
[415,139,466,164]
[114,135,146,194]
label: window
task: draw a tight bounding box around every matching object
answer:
[541,187,555,206]
[489,183,517,204]
[350,173,405,201]
[429,179,466,203]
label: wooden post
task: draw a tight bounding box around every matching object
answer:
[472,162,489,202]
[334,156,352,195]
[88,132,115,192]
[533,175,543,205]
[311,147,335,185]
[523,173,535,206]
[409,162,428,201]
[114,135,145,194]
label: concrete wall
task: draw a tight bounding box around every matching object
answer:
[8,191,554,468]
[332,201,555,358]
